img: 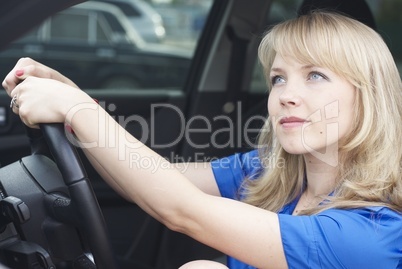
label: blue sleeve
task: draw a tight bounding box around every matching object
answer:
[210,150,261,199]
[278,208,402,269]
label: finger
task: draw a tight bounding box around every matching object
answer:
[3,57,78,93]
[11,95,18,108]
[9,95,19,110]
[18,113,39,129]
[9,79,26,112]
[14,63,51,81]
[2,58,30,93]
[2,70,19,95]
[10,86,21,101]
[15,59,79,88]
[2,57,42,93]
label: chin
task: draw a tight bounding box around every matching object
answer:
[281,145,308,155]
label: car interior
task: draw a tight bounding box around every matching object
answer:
[0,0,400,268]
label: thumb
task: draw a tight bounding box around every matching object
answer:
[15,69,26,79]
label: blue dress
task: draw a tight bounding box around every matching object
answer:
[211,150,402,269]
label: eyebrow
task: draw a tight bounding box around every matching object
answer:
[301,64,315,70]
[270,64,316,73]
[270,67,283,73]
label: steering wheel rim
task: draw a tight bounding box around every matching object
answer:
[38,123,118,269]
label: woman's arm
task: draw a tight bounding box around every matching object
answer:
[84,153,221,200]
[67,102,287,269]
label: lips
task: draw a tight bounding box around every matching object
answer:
[279,116,309,128]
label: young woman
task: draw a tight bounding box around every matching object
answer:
[3,12,402,269]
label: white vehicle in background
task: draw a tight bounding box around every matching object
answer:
[97,0,166,43]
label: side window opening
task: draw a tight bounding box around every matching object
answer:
[49,12,89,42]
[87,11,112,45]
[0,0,214,91]
[94,13,111,44]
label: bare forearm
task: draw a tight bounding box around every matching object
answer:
[67,104,200,225]
[83,150,132,201]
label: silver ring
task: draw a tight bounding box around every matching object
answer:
[10,95,19,109]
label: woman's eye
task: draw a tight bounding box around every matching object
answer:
[308,72,327,81]
[271,75,285,85]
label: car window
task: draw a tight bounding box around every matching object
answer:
[50,13,89,42]
[95,14,110,43]
[50,11,111,44]
[250,0,402,94]
[0,0,214,91]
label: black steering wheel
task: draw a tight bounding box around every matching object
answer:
[0,124,118,269]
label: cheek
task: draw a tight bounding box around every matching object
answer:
[338,93,357,137]
[338,83,356,126]
[338,108,355,139]
[267,92,278,115]
[267,95,278,132]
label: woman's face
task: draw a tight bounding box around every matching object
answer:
[268,54,356,165]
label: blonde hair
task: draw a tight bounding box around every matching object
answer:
[243,12,402,214]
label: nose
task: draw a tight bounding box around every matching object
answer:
[278,83,302,107]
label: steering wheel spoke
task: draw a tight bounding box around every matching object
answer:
[39,123,118,269]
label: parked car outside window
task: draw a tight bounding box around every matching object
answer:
[0,1,191,90]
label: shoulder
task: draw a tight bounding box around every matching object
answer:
[313,207,402,233]
[278,207,401,269]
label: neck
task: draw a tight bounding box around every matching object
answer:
[303,153,338,196]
